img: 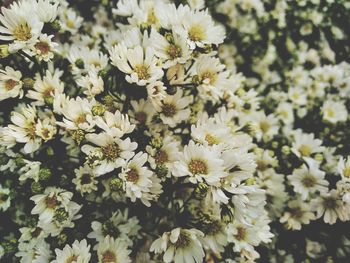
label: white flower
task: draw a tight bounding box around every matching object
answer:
[150,228,205,263]
[119,152,156,206]
[88,209,140,248]
[322,100,347,123]
[97,236,131,263]
[95,110,135,138]
[179,9,225,49]
[288,158,328,200]
[30,187,75,224]
[73,165,98,194]
[0,2,43,52]
[291,129,324,159]
[18,159,41,182]
[276,102,294,125]
[110,44,164,86]
[288,86,307,105]
[159,89,192,127]
[150,28,191,68]
[312,189,350,224]
[280,199,315,230]
[52,239,91,263]
[129,99,156,126]
[172,140,226,186]
[60,8,83,34]
[0,66,23,101]
[15,239,51,263]
[76,69,104,97]
[26,33,58,61]
[82,133,137,176]
[337,156,350,180]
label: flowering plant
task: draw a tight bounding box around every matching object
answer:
[0,0,349,262]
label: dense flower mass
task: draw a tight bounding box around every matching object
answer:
[0,0,349,262]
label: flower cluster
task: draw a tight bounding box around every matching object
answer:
[0,0,273,262]
[212,0,350,261]
[1,0,349,262]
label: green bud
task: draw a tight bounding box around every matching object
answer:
[315,153,323,162]
[102,95,115,106]
[164,33,174,43]
[155,165,168,178]
[150,137,163,149]
[271,141,279,149]
[236,88,246,97]
[246,178,256,185]
[98,69,108,78]
[75,58,84,69]
[15,157,25,167]
[46,147,54,156]
[71,129,85,145]
[57,233,68,246]
[39,168,52,181]
[281,145,290,155]
[110,178,123,191]
[192,75,200,84]
[51,20,61,31]
[22,77,34,89]
[44,96,54,105]
[31,181,43,194]
[54,207,69,222]
[92,103,106,116]
[0,44,9,58]
[203,44,212,53]
[194,182,208,198]
[2,239,17,254]
[101,0,109,6]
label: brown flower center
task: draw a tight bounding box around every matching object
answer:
[126,168,139,183]
[167,44,182,59]
[45,195,58,209]
[35,41,50,55]
[102,250,116,263]
[155,150,168,165]
[101,143,120,161]
[235,226,247,241]
[5,79,19,91]
[161,103,177,117]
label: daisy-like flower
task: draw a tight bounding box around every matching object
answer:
[189,56,229,101]
[291,129,325,159]
[30,187,75,224]
[27,69,64,105]
[3,105,43,153]
[0,2,43,52]
[95,110,135,138]
[26,33,58,62]
[312,189,350,225]
[280,199,315,230]
[0,66,23,101]
[73,165,98,194]
[52,239,91,263]
[15,239,51,263]
[150,28,191,68]
[288,158,328,200]
[276,102,294,125]
[150,228,205,263]
[172,140,226,186]
[337,156,350,180]
[97,236,131,263]
[179,9,225,49]
[76,69,104,97]
[128,99,156,126]
[0,184,11,211]
[88,209,140,248]
[110,44,164,86]
[82,133,137,176]
[55,96,95,132]
[322,100,347,124]
[119,152,155,206]
[60,8,83,34]
[226,220,258,253]
[159,89,192,127]
[147,134,180,174]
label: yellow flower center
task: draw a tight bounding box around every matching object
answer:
[298,144,312,157]
[188,159,208,175]
[205,134,219,145]
[188,24,205,42]
[343,166,350,178]
[13,23,32,41]
[134,65,150,80]
[167,44,182,59]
